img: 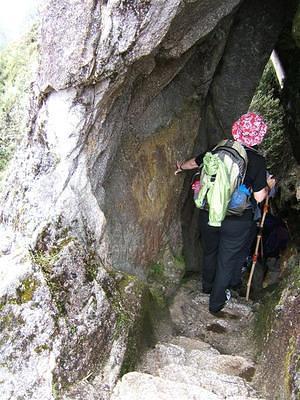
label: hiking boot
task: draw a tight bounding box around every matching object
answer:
[225,289,232,303]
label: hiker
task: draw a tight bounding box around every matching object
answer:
[175,112,276,314]
[261,213,289,283]
[230,169,280,294]
[249,210,289,291]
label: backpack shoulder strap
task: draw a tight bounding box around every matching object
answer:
[212,139,248,180]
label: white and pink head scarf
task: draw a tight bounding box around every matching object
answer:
[231,112,268,147]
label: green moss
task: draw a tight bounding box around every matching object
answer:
[286,257,300,290]
[114,313,133,339]
[0,312,25,348]
[117,273,144,295]
[30,226,75,316]
[30,251,55,272]
[149,286,167,310]
[32,247,67,315]
[84,251,99,282]
[174,255,186,277]
[98,270,158,376]
[47,278,67,315]
[30,236,73,273]
[120,289,156,376]
[252,255,300,354]
[111,273,143,339]
[34,344,50,354]
[52,382,59,400]
[31,250,67,315]
[173,253,185,264]
[85,263,98,282]
[148,262,166,282]
[0,312,14,330]
[16,278,37,303]
[252,286,282,352]
[284,336,297,394]
[0,278,38,309]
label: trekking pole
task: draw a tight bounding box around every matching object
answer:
[246,195,269,301]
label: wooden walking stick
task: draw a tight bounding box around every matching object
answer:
[246,196,269,301]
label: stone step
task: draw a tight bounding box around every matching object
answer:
[157,364,258,398]
[110,371,221,400]
[110,371,264,400]
[168,281,255,358]
[111,278,264,400]
[139,336,255,381]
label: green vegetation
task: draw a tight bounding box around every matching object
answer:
[0,25,37,174]
[30,225,74,316]
[284,336,297,395]
[148,262,166,283]
[146,252,185,307]
[115,255,186,377]
[252,285,282,353]
[250,61,290,177]
[34,344,50,354]
[85,251,99,282]
[119,288,156,377]
[98,270,160,376]
[148,286,167,310]
[109,273,145,339]
[16,278,38,303]
[31,249,60,273]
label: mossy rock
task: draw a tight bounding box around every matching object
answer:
[147,250,186,298]
[252,253,300,398]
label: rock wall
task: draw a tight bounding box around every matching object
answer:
[0,0,288,399]
[252,253,300,399]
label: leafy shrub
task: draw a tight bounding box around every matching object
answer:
[250,61,293,178]
[0,26,37,174]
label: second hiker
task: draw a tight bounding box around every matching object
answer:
[175,112,276,314]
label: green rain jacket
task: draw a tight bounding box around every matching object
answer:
[195,152,231,227]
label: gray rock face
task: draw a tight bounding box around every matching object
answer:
[0,0,287,398]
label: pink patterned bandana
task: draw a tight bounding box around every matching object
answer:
[231,112,268,147]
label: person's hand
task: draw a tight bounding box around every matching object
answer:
[174,157,197,174]
[175,161,183,175]
[267,175,276,190]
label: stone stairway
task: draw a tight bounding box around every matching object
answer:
[111,278,264,400]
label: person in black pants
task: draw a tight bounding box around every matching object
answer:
[175,112,276,314]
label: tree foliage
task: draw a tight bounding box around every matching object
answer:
[250,61,293,178]
[0,26,37,172]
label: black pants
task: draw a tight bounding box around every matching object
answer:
[199,210,254,312]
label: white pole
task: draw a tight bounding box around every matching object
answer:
[270,50,285,89]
